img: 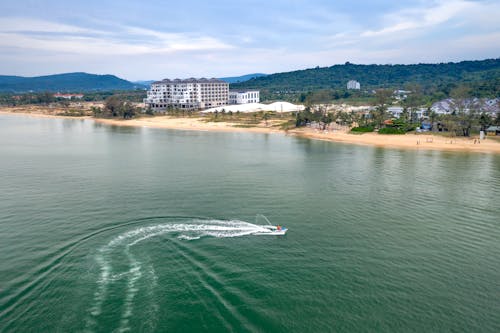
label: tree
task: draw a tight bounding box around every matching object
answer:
[101,96,138,119]
[121,102,136,119]
[371,89,392,127]
[478,113,492,131]
[450,86,476,136]
[320,112,334,130]
[295,107,315,127]
[37,92,55,105]
[91,106,102,117]
[402,83,424,123]
[262,111,270,126]
[104,96,122,117]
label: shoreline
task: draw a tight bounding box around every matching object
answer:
[288,128,500,153]
[2,110,500,154]
[0,110,90,120]
[93,116,283,134]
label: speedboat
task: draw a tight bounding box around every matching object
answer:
[253,225,287,235]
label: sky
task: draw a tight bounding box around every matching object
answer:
[0,0,499,80]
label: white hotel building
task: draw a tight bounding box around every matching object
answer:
[347,80,361,90]
[145,78,229,111]
[228,90,260,104]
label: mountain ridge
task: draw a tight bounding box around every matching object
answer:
[230,59,500,97]
[0,72,144,92]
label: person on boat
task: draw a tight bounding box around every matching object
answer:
[277,225,282,231]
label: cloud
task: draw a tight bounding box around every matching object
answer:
[0,17,95,34]
[360,0,481,37]
[0,17,233,55]
[0,1,498,79]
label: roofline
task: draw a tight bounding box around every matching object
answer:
[152,78,228,84]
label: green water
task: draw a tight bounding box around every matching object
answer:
[0,114,499,332]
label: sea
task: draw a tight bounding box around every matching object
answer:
[0,114,499,332]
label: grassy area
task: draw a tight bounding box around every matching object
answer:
[56,109,89,117]
[201,111,295,127]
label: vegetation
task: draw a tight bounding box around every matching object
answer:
[0,90,146,106]
[231,58,500,102]
[91,96,140,119]
[0,72,145,92]
[351,126,374,133]
[291,83,499,137]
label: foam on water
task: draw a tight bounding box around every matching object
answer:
[86,218,268,332]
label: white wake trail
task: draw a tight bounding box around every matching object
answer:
[86,219,268,331]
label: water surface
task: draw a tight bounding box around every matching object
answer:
[0,115,499,332]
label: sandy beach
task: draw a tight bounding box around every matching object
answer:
[289,128,500,154]
[93,116,283,134]
[0,105,92,119]
[2,109,500,153]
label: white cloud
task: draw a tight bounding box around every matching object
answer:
[0,17,95,34]
[0,1,498,80]
[0,17,233,55]
[361,0,482,37]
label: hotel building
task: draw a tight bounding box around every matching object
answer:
[145,78,229,111]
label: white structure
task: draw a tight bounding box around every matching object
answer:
[229,90,260,104]
[145,78,229,110]
[53,93,84,99]
[201,102,305,113]
[431,98,499,116]
[387,106,427,119]
[347,80,360,90]
[393,90,411,101]
[387,106,404,118]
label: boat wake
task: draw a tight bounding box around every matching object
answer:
[86,218,273,332]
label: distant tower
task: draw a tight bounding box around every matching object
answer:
[347,80,360,90]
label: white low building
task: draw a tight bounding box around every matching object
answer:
[145,78,229,111]
[347,80,360,90]
[387,106,404,118]
[387,106,427,119]
[229,90,260,104]
[431,98,499,116]
[201,101,304,113]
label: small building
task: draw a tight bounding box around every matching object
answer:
[347,80,360,90]
[393,90,411,101]
[387,106,404,118]
[228,90,260,104]
[486,126,500,136]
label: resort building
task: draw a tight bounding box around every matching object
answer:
[387,106,427,119]
[387,106,404,118]
[228,90,260,104]
[431,98,499,116]
[144,78,229,111]
[347,80,360,90]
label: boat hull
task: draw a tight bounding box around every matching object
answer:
[253,227,287,235]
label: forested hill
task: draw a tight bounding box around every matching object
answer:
[231,59,500,95]
[0,72,144,92]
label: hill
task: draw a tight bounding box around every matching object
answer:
[133,80,156,87]
[219,73,267,84]
[231,59,500,97]
[0,72,145,92]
